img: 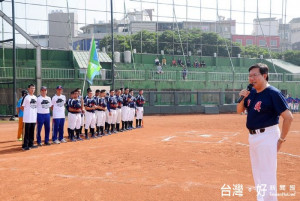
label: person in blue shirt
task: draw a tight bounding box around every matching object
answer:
[128,90,136,130]
[136,89,145,128]
[237,63,293,201]
[106,89,118,134]
[17,90,28,141]
[294,97,300,113]
[286,96,294,112]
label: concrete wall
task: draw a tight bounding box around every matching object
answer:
[49,12,78,49]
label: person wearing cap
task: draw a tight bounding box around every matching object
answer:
[128,90,136,130]
[84,90,97,139]
[121,88,130,131]
[75,88,85,134]
[107,89,118,134]
[51,85,67,144]
[36,86,52,146]
[16,89,28,141]
[21,84,38,150]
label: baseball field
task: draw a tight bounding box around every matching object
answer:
[0,114,299,201]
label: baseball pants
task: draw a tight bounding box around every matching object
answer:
[136,107,143,120]
[52,118,65,141]
[105,110,109,123]
[68,113,81,130]
[116,108,122,124]
[288,103,293,111]
[96,111,106,127]
[23,123,36,148]
[295,104,299,112]
[107,110,117,124]
[249,124,279,201]
[129,108,135,121]
[85,112,96,129]
[36,113,51,144]
[17,117,23,139]
[121,106,129,121]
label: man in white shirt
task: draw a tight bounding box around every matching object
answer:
[21,84,38,150]
[51,85,67,144]
[36,86,52,146]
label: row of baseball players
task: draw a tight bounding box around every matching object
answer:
[285,96,300,113]
[67,87,145,141]
[18,84,145,150]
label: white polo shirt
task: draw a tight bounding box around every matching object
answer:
[22,94,37,123]
[37,95,52,114]
[51,94,66,119]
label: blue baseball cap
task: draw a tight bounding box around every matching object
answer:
[56,85,63,90]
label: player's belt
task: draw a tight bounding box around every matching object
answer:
[86,110,95,113]
[69,112,81,114]
[248,128,265,135]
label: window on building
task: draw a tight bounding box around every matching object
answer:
[270,40,277,46]
[235,39,242,44]
[246,39,253,45]
[259,40,266,46]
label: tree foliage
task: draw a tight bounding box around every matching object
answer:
[99,30,300,66]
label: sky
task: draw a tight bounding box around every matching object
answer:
[0,0,299,45]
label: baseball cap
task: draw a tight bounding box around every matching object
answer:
[21,90,28,96]
[40,86,47,90]
[56,85,63,90]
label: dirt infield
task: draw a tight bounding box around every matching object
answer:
[0,114,299,201]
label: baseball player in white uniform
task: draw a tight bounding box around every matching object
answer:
[107,89,118,134]
[115,89,123,132]
[128,90,136,130]
[95,90,107,136]
[84,90,97,139]
[68,90,82,141]
[121,88,130,131]
[135,89,145,128]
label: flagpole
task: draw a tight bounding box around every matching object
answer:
[82,36,94,96]
[111,0,115,89]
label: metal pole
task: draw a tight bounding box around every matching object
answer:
[12,0,17,120]
[111,0,115,89]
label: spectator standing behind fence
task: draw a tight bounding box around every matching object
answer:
[21,84,38,150]
[157,63,164,74]
[200,60,206,67]
[186,59,191,67]
[17,89,27,141]
[154,57,160,66]
[162,57,167,66]
[182,67,188,80]
[177,58,183,66]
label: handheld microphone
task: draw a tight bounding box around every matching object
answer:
[237,84,253,103]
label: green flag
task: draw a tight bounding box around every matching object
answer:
[86,38,101,84]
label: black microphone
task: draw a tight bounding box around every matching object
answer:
[237,84,253,103]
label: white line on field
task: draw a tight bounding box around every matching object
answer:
[161,136,176,142]
[236,142,300,158]
[279,152,300,158]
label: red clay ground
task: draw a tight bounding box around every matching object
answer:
[0,114,299,201]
